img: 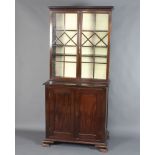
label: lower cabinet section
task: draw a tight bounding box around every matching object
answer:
[43,84,109,151]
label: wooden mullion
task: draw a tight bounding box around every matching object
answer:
[50,12,56,79]
[106,12,112,80]
[63,13,65,77]
[76,12,82,79]
[93,14,96,78]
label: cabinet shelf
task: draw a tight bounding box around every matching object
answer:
[53,54,77,57]
[53,54,107,57]
[82,45,108,48]
[52,44,108,48]
[81,62,107,64]
[54,61,76,63]
[52,44,77,47]
[54,61,107,64]
[55,29,108,32]
[55,29,77,31]
[82,30,109,32]
[82,54,107,58]
[52,54,107,59]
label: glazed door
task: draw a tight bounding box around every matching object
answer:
[81,12,110,80]
[76,88,107,141]
[49,87,74,140]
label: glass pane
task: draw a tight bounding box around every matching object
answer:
[95,32,108,46]
[56,31,67,45]
[65,14,77,30]
[55,56,64,61]
[65,63,76,77]
[54,47,64,54]
[65,31,77,45]
[56,14,64,30]
[65,56,76,62]
[52,13,78,79]
[55,62,63,77]
[82,32,99,46]
[55,31,77,45]
[82,31,108,47]
[65,47,76,55]
[94,64,106,79]
[95,57,107,63]
[82,57,93,63]
[82,14,95,30]
[95,48,107,56]
[81,63,93,78]
[89,34,101,45]
[82,32,93,46]
[103,34,108,45]
[96,14,109,30]
[82,47,93,55]
[81,13,109,80]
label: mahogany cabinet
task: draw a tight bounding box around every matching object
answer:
[42,6,113,152]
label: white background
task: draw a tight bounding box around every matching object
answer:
[0,0,15,155]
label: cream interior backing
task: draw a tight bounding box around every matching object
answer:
[55,13,77,77]
[81,13,109,79]
[54,13,109,79]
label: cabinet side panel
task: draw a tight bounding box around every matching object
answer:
[45,86,54,138]
[45,86,49,138]
[95,89,107,141]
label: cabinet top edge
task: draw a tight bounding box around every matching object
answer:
[43,80,109,87]
[48,6,114,10]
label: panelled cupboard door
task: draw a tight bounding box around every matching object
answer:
[76,88,107,142]
[48,87,74,140]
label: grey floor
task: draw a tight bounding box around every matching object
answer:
[16,129,139,155]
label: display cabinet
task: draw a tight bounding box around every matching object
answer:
[42,6,113,152]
